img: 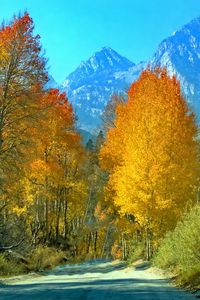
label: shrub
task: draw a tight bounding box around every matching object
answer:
[153,204,200,286]
[127,241,146,264]
[0,254,25,276]
[28,245,65,271]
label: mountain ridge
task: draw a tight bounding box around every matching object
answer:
[150,16,200,117]
[47,16,200,132]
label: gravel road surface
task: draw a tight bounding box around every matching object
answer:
[0,260,197,299]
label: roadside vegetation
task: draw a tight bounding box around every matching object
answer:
[0,246,67,276]
[153,204,200,289]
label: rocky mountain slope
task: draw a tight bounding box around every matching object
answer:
[151,17,200,119]
[61,47,145,131]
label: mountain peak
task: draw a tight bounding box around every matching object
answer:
[62,47,135,92]
[69,47,135,80]
[92,46,135,69]
[61,47,143,131]
[150,15,200,119]
[95,46,122,56]
[183,16,200,30]
[151,15,200,66]
[98,46,114,52]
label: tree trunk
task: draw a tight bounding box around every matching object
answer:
[101,227,109,258]
[93,231,98,258]
[64,197,68,240]
[86,233,91,254]
[55,190,62,243]
[146,228,152,261]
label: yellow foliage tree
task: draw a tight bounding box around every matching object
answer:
[23,88,87,244]
[100,68,199,258]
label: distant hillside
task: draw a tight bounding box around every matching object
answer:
[78,128,95,145]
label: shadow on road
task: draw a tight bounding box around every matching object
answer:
[134,261,150,271]
[0,277,178,300]
[47,261,128,276]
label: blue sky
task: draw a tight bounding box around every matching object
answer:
[1,0,200,82]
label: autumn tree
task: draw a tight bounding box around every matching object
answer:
[75,131,117,259]
[0,13,47,157]
[24,89,87,246]
[0,13,47,217]
[100,68,199,259]
[0,12,100,263]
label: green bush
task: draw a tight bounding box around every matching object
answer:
[153,204,200,286]
[28,245,65,272]
[127,241,146,264]
[0,254,25,276]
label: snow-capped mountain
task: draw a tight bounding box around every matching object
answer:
[150,17,200,118]
[62,47,145,131]
[49,17,200,132]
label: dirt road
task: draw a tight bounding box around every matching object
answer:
[0,260,197,299]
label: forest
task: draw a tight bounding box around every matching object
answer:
[0,13,199,288]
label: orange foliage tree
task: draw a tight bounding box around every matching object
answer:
[24,88,87,244]
[0,13,47,157]
[0,13,47,214]
[0,14,88,253]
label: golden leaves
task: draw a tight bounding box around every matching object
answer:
[100,68,199,238]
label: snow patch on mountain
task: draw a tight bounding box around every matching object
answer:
[150,17,200,118]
